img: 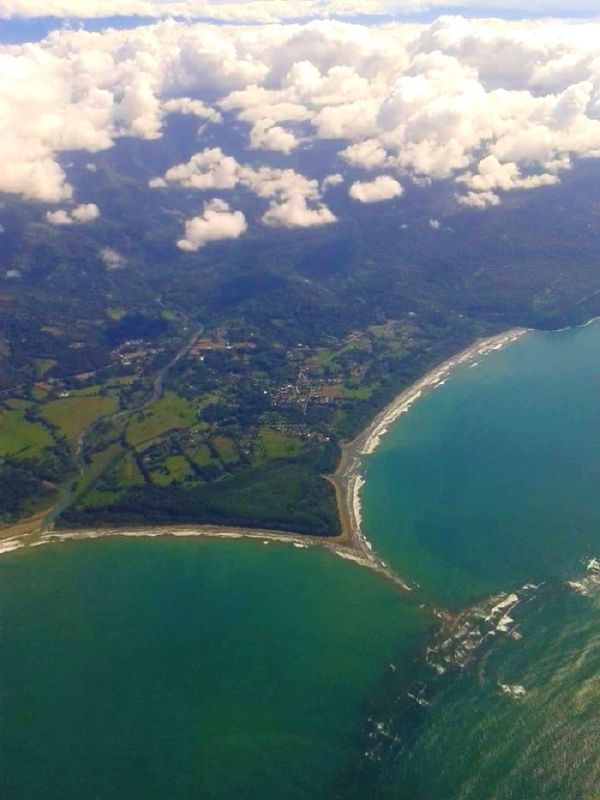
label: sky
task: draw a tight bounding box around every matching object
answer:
[0,1,598,22]
[1,1,600,248]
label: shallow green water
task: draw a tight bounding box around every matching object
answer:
[2,322,600,799]
[0,539,426,800]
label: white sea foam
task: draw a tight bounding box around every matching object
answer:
[499,683,527,699]
[567,558,600,596]
[426,589,528,674]
[0,537,26,555]
[407,692,430,707]
[485,593,519,622]
[352,474,365,532]
[497,614,515,633]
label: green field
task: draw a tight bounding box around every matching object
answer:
[41,395,118,449]
[213,436,239,465]
[72,444,124,504]
[126,393,197,448]
[165,455,194,481]
[33,358,57,378]
[0,404,54,458]
[190,443,213,467]
[255,428,304,463]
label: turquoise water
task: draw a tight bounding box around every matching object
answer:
[2,322,600,799]
[363,322,600,609]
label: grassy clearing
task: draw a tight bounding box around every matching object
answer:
[165,455,193,481]
[72,443,123,503]
[107,452,145,489]
[69,386,102,397]
[189,444,213,467]
[126,393,197,448]
[150,470,172,487]
[254,428,304,463]
[41,395,118,448]
[34,358,57,378]
[314,348,337,367]
[0,405,54,457]
[342,385,373,400]
[213,436,238,465]
[107,375,136,386]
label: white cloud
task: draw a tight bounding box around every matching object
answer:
[156,148,241,190]
[456,190,500,209]
[153,150,337,229]
[349,175,403,203]
[100,247,127,269]
[456,154,560,205]
[46,209,73,226]
[240,165,337,228]
[262,197,337,228]
[249,121,298,153]
[3,14,600,215]
[177,198,247,251]
[46,203,100,225]
[71,203,101,222]
[162,97,221,123]
[341,140,389,169]
[429,218,441,229]
[322,173,344,189]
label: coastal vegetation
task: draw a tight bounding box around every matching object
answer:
[4,128,600,534]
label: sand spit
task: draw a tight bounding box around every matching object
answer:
[2,524,408,591]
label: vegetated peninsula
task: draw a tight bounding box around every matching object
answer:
[3,146,600,540]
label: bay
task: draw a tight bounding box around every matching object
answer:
[0,538,426,799]
[2,321,600,799]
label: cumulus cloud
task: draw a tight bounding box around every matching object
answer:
[100,247,127,269]
[152,149,337,228]
[249,121,298,153]
[242,164,337,227]
[458,155,560,193]
[341,140,389,169]
[157,148,240,190]
[349,175,403,203]
[262,197,337,227]
[322,173,344,189]
[456,190,501,209]
[3,14,600,217]
[177,198,247,251]
[46,203,100,225]
[162,97,222,123]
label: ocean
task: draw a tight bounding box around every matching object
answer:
[2,321,599,799]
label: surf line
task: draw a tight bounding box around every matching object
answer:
[1,329,528,601]
[326,328,529,582]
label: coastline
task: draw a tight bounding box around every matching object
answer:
[1,328,528,592]
[327,327,529,555]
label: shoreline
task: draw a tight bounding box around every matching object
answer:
[327,327,529,554]
[1,328,528,592]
